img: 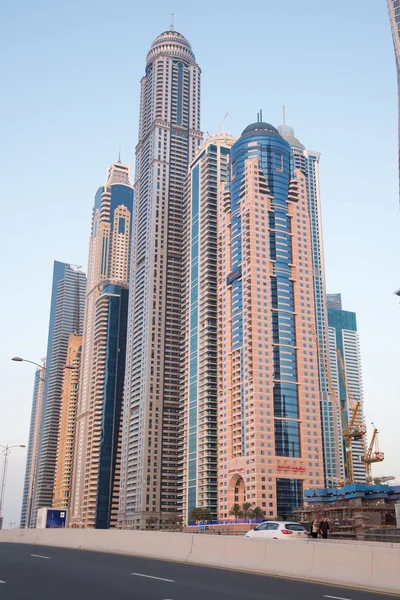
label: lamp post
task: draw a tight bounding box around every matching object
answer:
[11,356,46,528]
[0,445,26,530]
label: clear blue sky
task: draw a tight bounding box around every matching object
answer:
[1,0,399,527]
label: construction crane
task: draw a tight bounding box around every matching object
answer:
[362,424,385,482]
[371,476,394,485]
[308,324,355,484]
[335,348,367,439]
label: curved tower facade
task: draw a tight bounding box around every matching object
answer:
[71,161,133,528]
[119,29,202,529]
[218,121,324,519]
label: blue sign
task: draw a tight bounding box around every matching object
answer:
[46,510,67,529]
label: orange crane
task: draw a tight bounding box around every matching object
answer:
[335,348,367,440]
[362,424,385,482]
[309,324,355,484]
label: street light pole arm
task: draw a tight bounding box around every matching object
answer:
[11,358,45,370]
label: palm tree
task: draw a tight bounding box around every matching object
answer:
[241,502,253,520]
[249,506,265,520]
[229,504,244,521]
[145,516,158,530]
[190,507,212,523]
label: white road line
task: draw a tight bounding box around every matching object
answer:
[31,554,51,560]
[131,572,174,583]
[323,595,353,600]
[0,580,6,584]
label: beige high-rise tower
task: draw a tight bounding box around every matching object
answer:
[71,161,133,528]
[217,121,324,520]
[119,28,202,529]
[53,335,82,512]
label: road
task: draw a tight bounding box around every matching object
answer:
[0,542,393,600]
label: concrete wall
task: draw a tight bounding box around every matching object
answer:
[1,529,399,595]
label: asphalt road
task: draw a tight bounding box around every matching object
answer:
[0,542,393,600]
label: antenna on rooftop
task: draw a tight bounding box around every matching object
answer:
[170,13,174,31]
[283,105,286,125]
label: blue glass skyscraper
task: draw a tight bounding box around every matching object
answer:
[32,261,86,525]
[327,294,366,483]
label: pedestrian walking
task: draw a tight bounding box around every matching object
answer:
[311,519,319,539]
[319,517,330,539]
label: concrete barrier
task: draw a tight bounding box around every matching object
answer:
[83,529,193,562]
[1,529,399,595]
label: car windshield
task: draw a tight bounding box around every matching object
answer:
[285,523,306,531]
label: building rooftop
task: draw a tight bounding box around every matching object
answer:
[147,29,195,65]
[241,121,281,137]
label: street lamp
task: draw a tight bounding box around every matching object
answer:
[11,356,45,528]
[11,357,44,370]
[0,445,26,530]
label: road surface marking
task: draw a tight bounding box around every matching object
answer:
[324,596,353,600]
[0,580,6,584]
[131,572,174,583]
[31,554,51,560]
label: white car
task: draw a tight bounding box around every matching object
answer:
[245,521,309,540]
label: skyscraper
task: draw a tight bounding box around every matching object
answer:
[217,120,324,520]
[277,122,340,485]
[32,261,86,525]
[180,132,236,524]
[387,0,400,195]
[327,294,366,483]
[71,161,133,529]
[53,335,82,512]
[119,27,202,529]
[20,359,46,529]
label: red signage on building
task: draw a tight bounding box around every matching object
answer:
[228,467,245,474]
[277,465,306,472]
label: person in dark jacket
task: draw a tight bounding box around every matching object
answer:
[319,517,330,539]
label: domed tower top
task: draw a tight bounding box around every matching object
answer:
[146,29,196,66]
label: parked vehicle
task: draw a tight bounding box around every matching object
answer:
[245,521,309,540]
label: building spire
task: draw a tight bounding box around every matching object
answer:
[283,105,286,125]
[118,145,121,163]
[170,13,174,31]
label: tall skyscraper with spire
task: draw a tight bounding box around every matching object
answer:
[387,0,400,196]
[278,118,341,485]
[119,26,202,529]
[71,161,133,528]
[32,261,86,525]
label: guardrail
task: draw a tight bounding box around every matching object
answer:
[1,528,399,594]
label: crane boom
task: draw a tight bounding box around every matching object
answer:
[362,424,384,481]
[335,348,367,439]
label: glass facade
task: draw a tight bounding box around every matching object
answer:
[20,365,45,528]
[71,162,133,529]
[229,125,301,462]
[32,262,86,526]
[183,135,235,523]
[276,478,303,518]
[327,301,366,483]
[278,124,337,486]
[187,165,199,517]
[96,285,129,529]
